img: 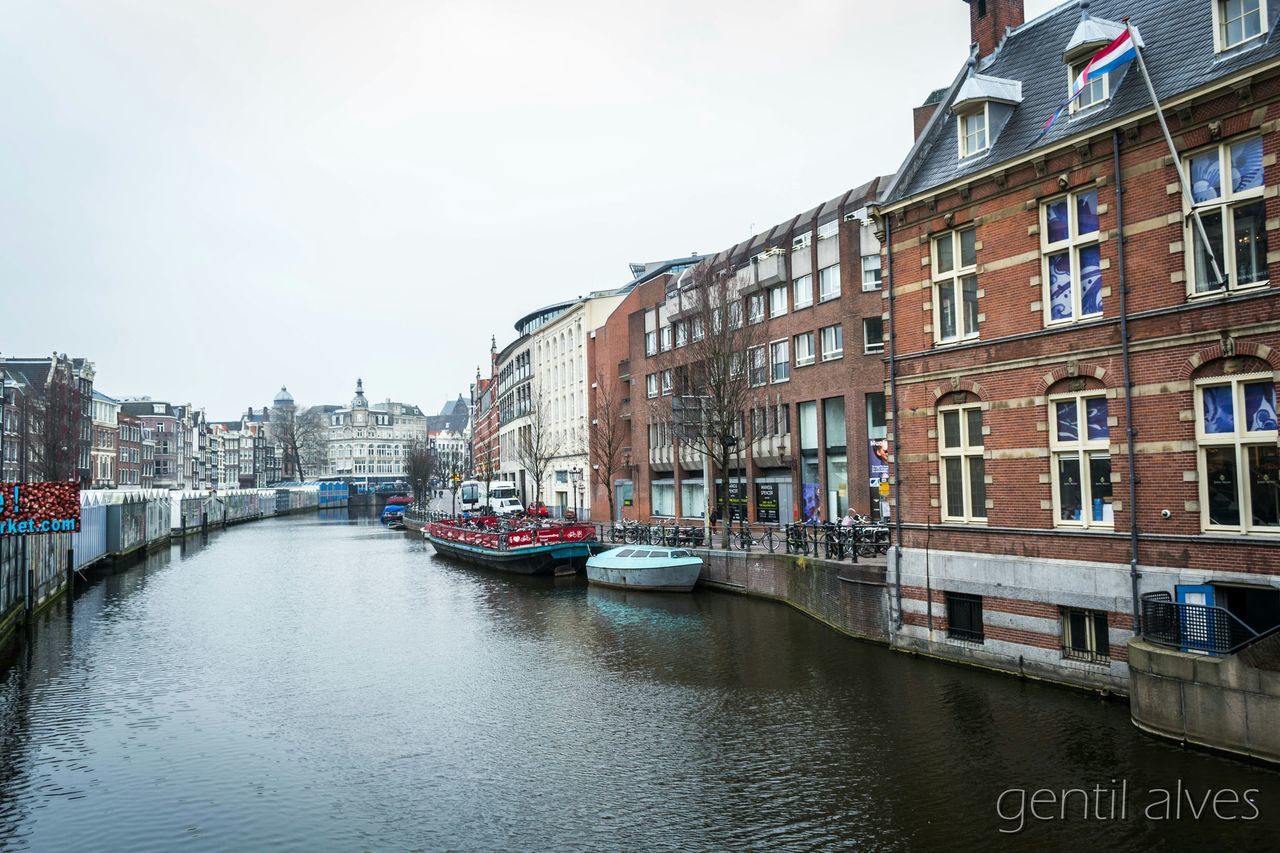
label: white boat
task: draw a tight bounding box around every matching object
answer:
[585,546,703,592]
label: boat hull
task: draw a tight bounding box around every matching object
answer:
[585,558,702,592]
[427,534,590,575]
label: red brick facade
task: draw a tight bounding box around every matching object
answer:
[878,13,1280,692]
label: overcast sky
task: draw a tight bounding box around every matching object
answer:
[1,0,1059,420]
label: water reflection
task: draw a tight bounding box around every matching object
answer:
[0,512,1274,851]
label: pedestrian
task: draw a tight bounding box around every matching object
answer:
[841,508,857,528]
[709,505,720,534]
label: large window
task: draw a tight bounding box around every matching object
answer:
[818,264,841,302]
[770,340,790,383]
[1042,189,1102,323]
[675,321,688,347]
[946,592,984,642]
[939,403,986,521]
[1062,608,1110,664]
[661,325,673,351]
[863,316,884,354]
[820,324,843,361]
[1187,137,1267,293]
[769,285,788,318]
[1050,393,1112,528]
[748,293,765,324]
[1217,0,1266,51]
[932,229,979,343]
[645,330,658,356]
[661,370,673,396]
[794,273,813,308]
[1197,374,1279,532]
[795,332,815,367]
[958,108,988,158]
[646,374,659,399]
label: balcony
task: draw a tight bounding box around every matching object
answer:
[751,432,791,469]
[678,441,705,471]
[740,252,786,295]
[648,445,674,472]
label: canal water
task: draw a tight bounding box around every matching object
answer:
[0,512,1275,851]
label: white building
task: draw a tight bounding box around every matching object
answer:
[495,290,626,515]
[323,379,428,484]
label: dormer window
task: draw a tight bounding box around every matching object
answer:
[1216,0,1266,51]
[959,108,989,157]
[950,72,1021,160]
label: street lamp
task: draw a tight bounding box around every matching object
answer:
[570,467,583,522]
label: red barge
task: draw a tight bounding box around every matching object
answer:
[424,518,596,575]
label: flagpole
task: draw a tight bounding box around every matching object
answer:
[1126,20,1225,287]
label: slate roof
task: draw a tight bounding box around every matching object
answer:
[709,176,888,270]
[884,0,1280,205]
[120,400,177,418]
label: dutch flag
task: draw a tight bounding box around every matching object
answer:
[1032,26,1140,145]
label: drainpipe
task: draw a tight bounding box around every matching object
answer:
[1114,129,1142,635]
[882,210,905,629]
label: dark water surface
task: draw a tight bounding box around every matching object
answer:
[0,511,1276,851]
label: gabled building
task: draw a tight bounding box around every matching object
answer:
[0,354,95,485]
[91,390,120,488]
[875,0,1280,692]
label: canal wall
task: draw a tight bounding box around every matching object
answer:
[0,484,329,653]
[1128,635,1280,764]
[696,550,890,644]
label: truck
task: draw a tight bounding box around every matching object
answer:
[458,480,524,516]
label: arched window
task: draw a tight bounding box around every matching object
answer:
[1195,359,1278,532]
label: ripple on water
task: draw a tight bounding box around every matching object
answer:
[0,513,1276,850]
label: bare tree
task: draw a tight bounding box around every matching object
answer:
[31,365,82,482]
[588,369,627,522]
[405,438,438,502]
[514,387,562,507]
[655,262,765,547]
[271,405,325,480]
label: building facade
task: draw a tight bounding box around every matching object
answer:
[322,380,429,483]
[117,412,143,488]
[120,400,185,489]
[589,186,888,525]
[875,0,1280,692]
[0,355,95,485]
[91,390,120,488]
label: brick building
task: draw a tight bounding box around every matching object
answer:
[470,342,501,485]
[0,355,95,486]
[875,0,1280,692]
[117,412,143,488]
[588,181,889,525]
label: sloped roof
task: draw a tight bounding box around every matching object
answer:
[884,0,1280,204]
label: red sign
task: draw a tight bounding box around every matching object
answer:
[0,482,81,536]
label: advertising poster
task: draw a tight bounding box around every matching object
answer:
[755,483,779,524]
[0,482,81,536]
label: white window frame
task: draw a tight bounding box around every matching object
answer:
[1067,59,1108,113]
[817,220,839,240]
[821,324,844,361]
[661,370,673,396]
[770,339,790,384]
[1184,136,1269,295]
[938,403,987,522]
[748,293,765,324]
[1061,608,1111,664]
[1214,0,1268,52]
[646,374,659,399]
[1048,392,1113,529]
[728,301,744,330]
[768,285,788,318]
[795,332,815,367]
[660,325,673,351]
[1041,188,1103,325]
[793,231,813,251]
[863,316,884,354]
[691,317,705,341]
[794,273,813,309]
[957,105,989,158]
[818,264,841,302]
[932,228,980,344]
[1194,372,1279,534]
[861,253,882,290]
[675,321,688,348]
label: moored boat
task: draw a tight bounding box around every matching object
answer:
[425,518,595,575]
[585,546,703,592]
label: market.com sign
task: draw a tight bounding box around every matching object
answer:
[0,482,81,535]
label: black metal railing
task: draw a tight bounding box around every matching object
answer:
[593,521,891,562]
[1140,592,1278,656]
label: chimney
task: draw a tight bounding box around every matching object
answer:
[912,89,947,141]
[966,0,1024,59]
